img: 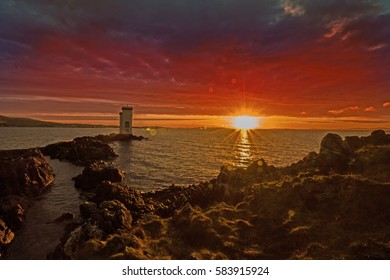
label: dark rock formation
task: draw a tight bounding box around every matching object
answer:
[0,148,54,256]
[73,161,124,190]
[41,137,117,165]
[51,200,132,259]
[217,159,280,188]
[0,148,54,197]
[48,212,76,224]
[94,133,146,142]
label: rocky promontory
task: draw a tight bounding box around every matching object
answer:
[0,148,54,257]
[49,130,390,260]
[94,133,146,142]
[40,134,146,166]
[40,136,118,166]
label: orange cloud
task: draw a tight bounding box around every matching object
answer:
[383,102,390,108]
[364,106,376,112]
[328,106,359,115]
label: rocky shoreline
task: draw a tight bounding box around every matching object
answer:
[0,134,143,257]
[0,148,54,257]
[1,130,390,259]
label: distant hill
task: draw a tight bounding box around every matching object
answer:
[0,115,116,128]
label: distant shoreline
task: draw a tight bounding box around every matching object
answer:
[0,115,387,130]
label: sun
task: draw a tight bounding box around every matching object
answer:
[231,116,259,130]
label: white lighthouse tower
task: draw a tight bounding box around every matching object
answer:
[119,105,133,135]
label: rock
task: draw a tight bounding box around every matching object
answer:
[0,148,53,255]
[80,202,99,219]
[98,200,132,233]
[217,159,279,188]
[94,181,145,220]
[0,148,54,197]
[48,212,76,224]
[316,133,350,173]
[94,134,147,142]
[62,223,106,259]
[369,130,389,145]
[319,133,347,155]
[50,200,132,259]
[0,196,29,230]
[73,161,124,191]
[41,137,117,166]
[0,218,14,248]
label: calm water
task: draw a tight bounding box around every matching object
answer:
[0,127,372,259]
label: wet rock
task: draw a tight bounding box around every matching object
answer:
[41,137,117,166]
[73,161,124,190]
[0,148,54,197]
[0,196,29,230]
[49,212,76,224]
[0,148,53,255]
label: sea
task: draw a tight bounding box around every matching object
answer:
[0,127,373,259]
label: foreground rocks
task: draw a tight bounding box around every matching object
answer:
[0,148,54,256]
[49,129,390,260]
[40,137,118,166]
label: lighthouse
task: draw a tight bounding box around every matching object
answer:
[119,105,133,135]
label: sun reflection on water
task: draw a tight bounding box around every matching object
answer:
[234,129,254,167]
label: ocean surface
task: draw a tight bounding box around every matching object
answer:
[0,127,373,259]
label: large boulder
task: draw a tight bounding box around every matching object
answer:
[0,148,54,197]
[73,161,124,190]
[316,133,350,173]
[319,133,347,155]
[41,137,117,166]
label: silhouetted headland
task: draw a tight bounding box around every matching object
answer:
[0,115,115,128]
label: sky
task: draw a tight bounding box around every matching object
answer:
[0,0,389,129]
